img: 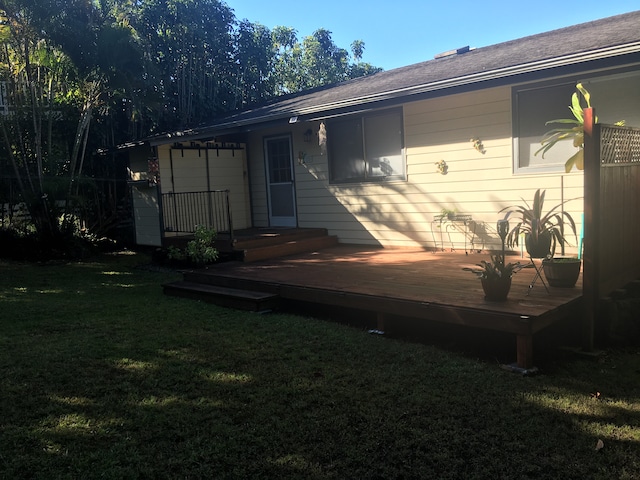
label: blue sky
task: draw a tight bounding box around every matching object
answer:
[228,1,639,70]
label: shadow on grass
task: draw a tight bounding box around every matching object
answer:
[1,253,639,479]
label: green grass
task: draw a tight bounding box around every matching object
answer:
[1,251,639,479]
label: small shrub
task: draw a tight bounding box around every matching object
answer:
[167,225,218,267]
[186,225,218,265]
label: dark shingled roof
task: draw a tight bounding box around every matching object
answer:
[149,10,640,144]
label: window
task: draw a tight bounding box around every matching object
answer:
[513,70,640,174]
[328,109,405,183]
[513,81,577,173]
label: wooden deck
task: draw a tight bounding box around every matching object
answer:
[173,245,583,370]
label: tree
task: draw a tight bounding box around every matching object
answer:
[270,28,381,93]
[128,0,237,131]
[0,0,142,246]
[271,25,301,95]
[348,39,382,79]
[0,0,383,257]
[300,29,349,89]
[233,20,275,108]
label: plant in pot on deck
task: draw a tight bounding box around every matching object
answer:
[499,189,581,287]
[467,220,522,301]
[472,254,522,301]
[499,189,577,260]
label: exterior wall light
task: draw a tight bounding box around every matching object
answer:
[303,129,313,143]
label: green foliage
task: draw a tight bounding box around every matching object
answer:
[186,225,218,264]
[0,212,113,261]
[470,254,522,279]
[499,189,578,254]
[536,83,625,172]
[271,26,381,95]
[0,0,382,261]
[167,225,218,266]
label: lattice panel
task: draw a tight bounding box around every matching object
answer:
[600,124,640,165]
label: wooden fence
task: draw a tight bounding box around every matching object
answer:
[583,108,640,349]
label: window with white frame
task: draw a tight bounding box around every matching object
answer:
[328,108,405,183]
[513,70,640,174]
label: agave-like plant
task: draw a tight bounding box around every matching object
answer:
[470,254,522,280]
[499,189,578,256]
[536,83,624,173]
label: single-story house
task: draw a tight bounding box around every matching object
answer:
[125,10,640,256]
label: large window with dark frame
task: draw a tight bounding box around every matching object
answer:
[513,81,577,173]
[513,70,640,174]
[328,108,405,183]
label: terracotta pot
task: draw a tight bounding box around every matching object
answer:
[525,231,552,259]
[542,258,581,287]
[481,276,512,301]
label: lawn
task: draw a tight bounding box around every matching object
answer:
[1,251,639,479]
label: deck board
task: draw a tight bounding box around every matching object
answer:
[185,244,584,369]
[199,245,581,316]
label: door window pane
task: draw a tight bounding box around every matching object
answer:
[267,138,292,183]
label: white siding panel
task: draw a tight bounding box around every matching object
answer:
[132,185,161,247]
[247,135,268,226]
[156,143,251,231]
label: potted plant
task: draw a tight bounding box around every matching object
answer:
[466,220,522,301]
[441,207,456,220]
[468,254,522,301]
[541,257,581,287]
[535,83,625,173]
[499,189,578,259]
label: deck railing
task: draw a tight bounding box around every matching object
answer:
[161,190,234,243]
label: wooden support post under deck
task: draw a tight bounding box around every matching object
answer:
[516,334,534,369]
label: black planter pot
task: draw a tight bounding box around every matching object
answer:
[525,232,552,259]
[480,276,512,301]
[542,258,581,287]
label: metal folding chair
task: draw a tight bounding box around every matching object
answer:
[527,256,549,295]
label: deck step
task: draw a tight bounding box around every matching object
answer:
[163,281,280,312]
[241,234,339,262]
[234,228,331,249]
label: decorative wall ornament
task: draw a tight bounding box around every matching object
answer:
[470,137,486,154]
[297,151,306,165]
[318,122,327,154]
[435,159,448,175]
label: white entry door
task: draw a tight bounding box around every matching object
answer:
[264,136,297,227]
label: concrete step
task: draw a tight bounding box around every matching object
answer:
[163,281,280,312]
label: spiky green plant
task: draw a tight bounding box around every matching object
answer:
[470,254,522,280]
[499,189,577,255]
[536,83,624,172]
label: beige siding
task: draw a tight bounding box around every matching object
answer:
[245,86,584,253]
[157,144,251,230]
[247,136,268,226]
[132,185,161,247]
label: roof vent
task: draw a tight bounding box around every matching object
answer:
[434,46,470,59]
